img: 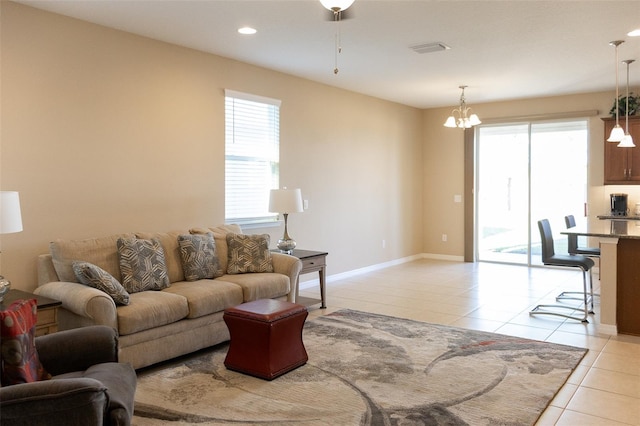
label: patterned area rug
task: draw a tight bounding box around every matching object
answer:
[133,309,586,425]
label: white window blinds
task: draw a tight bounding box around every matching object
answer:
[225,90,280,224]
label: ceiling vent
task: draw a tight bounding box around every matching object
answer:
[409,42,451,54]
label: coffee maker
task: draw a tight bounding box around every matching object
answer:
[610,193,628,216]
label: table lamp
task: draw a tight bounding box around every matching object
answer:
[269,188,303,254]
[0,191,23,301]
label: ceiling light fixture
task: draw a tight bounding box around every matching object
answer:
[319,0,355,74]
[444,85,481,129]
[628,29,640,37]
[618,59,636,148]
[608,40,625,142]
[319,0,355,13]
[237,27,257,35]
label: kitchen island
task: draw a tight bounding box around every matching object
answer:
[562,219,640,336]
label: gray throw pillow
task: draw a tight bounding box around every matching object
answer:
[72,261,130,305]
[178,233,224,281]
[226,233,274,274]
[117,237,170,293]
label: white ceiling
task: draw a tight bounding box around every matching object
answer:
[15,0,640,109]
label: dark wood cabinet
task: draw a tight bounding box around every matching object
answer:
[616,238,640,336]
[604,116,640,184]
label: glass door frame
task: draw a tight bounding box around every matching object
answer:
[467,118,589,266]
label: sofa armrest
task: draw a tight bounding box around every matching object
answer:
[0,378,108,426]
[36,326,118,375]
[37,254,60,286]
[271,253,302,302]
[34,282,118,329]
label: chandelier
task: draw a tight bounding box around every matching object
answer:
[444,85,481,129]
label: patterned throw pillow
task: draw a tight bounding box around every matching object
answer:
[226,233,274,274]
[72,261,131,305]
[117,237,170,293]
[178,233,224,281]
[1,299,51,386]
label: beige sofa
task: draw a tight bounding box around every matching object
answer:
[34,224,302,369]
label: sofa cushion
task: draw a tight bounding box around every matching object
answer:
[72,261,130,306]
[116,291,188,335]
[1,299,51,386]
[226,233,274,274]
[177,233,224,281]
[162,280,244,318]
[220,273,290,302]
[117,238,171,293]
[50,233,135,283]
[135,231,187,284]
[189,224,242,274]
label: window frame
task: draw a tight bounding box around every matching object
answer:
[224,89,281,227]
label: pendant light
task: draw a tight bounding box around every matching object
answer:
[608,40,626,142]
[618,59,636,147]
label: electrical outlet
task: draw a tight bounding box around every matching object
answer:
[442,234,447,242]
[382,239,386,248]
[303,199,309,210]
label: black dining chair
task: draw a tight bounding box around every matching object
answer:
[530,219,595,323]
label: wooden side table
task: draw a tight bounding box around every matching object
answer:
[0,289,62,336]
[286,249,328,309]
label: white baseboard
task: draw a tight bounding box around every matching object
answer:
[299,253,462,290]
[421,253,465,262]
[597,323,618,335]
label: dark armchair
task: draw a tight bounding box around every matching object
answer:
[0,326,136,426]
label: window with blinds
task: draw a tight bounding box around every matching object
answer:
[224,90,280,225]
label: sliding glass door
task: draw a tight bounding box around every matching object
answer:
[476,120,588,265]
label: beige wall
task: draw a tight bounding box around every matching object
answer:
[1,2,423,291]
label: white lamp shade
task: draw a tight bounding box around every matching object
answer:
[269,188,303,214]
[319,0,355,11]
[608,125,626,142]
[618,134,636,148]
[468,114,482,126]
[0,191,23,234]
[444,116,457,128]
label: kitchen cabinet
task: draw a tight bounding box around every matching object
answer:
[604,116,640,184]
[616,238,640,336]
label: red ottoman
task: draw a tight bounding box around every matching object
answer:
[223,299,308,380]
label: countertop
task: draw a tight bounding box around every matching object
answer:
[563,219,640,239]
[597,215,640,221]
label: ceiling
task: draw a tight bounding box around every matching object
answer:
[15,0,640,109]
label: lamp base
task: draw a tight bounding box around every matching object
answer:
[277,238,297,254]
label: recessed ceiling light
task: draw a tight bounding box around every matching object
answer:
[628,29,640,37]
[238,27,257,35]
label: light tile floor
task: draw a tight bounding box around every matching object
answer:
[300,258,640,425]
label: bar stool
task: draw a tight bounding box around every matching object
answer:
[564,215,600,257]
[530,219,595,323]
